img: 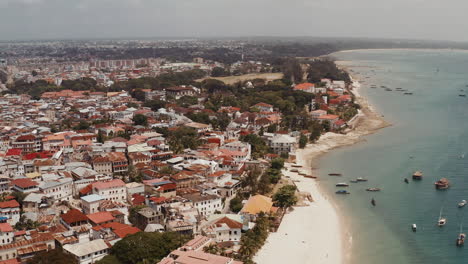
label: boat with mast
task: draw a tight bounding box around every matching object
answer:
[457,224,465,247]
[438,207,447,227]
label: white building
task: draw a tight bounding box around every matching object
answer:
[63,239,109,264]
[203,216,242,243]
[267,134,297,154]
[39,177,73,202]
[0,200,20,226]
[81,194,104,215]
[184,194,222,217]
[92,179,127,203]
[0,223,14,246]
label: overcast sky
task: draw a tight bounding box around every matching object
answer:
[1,0,467,41]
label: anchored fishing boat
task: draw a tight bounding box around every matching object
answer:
[412,171,423,180]
[435,178,450,189]
[335,183,349,187]
[336,190,350,194]
[366,188,381,192]
[328,173,342,176]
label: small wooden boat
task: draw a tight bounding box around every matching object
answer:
[435,178,449,189]
[336,183,349,187]
[458,200,467,208]
[404,92,413,95]
[457,233,466,247]
[366,188,381,192]
[336,190,350,194]
[404,178,409,184]
[412,171,423,180]
[457,224,465,247]
[459,94,466,97]
[371,198,376,206]
[412,224,417,232]
[356,177,368,182]
[290,169,299,173]
[328,173,342,176]
[304,175,317,179]
[385,88,392,91]
[291,164,303,168]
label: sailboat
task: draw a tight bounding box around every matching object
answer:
[438,207,447,227]
[456,224,465,247]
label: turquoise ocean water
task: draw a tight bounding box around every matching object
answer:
[317,49,468,264]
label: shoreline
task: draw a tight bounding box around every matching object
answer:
[254,71,390,264]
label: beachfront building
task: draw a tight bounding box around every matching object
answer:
[267,134,297,155]
[203,216,243,243]
[240,194,274,221]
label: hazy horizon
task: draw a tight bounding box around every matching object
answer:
[2,0,468,42]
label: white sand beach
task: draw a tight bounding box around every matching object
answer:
[254,81,389,264]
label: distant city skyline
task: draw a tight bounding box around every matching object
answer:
[1,0,468,42]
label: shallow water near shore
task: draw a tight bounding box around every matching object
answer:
[318,49,468,264]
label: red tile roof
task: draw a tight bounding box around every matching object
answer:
[0,200,20,209]
[11,178,39,189]
[214,216,243,229]
[5,149,22,156]
[87,212,115,224]
[61,209,88,225]
[92,179,125,190]
[0,223,13,232]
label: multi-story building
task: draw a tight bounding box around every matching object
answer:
[39,177,73,202]
[92,156,113,174]
[11,135,42,154]
[0,223,14,246]
[0,200,20,226]
[183,193,222,217]
[91,179,127,203]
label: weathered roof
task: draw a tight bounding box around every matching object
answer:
[63,239,109,257]
[240,194,273,215]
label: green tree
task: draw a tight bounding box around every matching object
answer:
[273,185,298,208]
[299,133,308,148]
[109,232,189,264]
[27,248,78,264]
[143,99,166,111]
[95,255,122,264]
[211,67,227,77]
[229,196,243,213]
[132,114,148,126]
[270,158,284,170]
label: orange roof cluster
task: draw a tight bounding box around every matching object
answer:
[87,211,115,224]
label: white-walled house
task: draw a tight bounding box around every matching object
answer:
[63,238,109,264]
[203,216,242,243]
[81,194,104,215]
[183,193,222,217]
[39,177,73,202]
[91,179,127,203]
[0,200,20,226]
[0,223,14,246]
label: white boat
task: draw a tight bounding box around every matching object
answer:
[459,200,467,208]
[438,207,447,227]
[412,224,417,232]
